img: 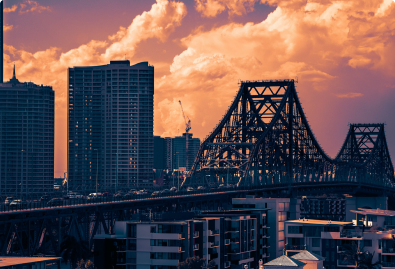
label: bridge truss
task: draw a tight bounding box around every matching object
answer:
[184,80,395,189]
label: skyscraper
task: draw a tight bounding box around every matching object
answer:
[0,66,54,197]
[68,61,154,192]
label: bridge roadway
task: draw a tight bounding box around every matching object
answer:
[0,181,389,218]
[0,181,389,256]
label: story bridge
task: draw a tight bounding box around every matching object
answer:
[1,79,394,257]
[184,80,395,190]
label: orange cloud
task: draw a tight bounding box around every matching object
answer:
[3,0,187,176]
[19,1,51,14]
[4,5,18,13]
[4,1,51,14]
[336,93,364,98]
[195,0,259,17]
[3,25,13,32]
[155,0,395,139]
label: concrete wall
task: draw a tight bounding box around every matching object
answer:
[345,197,388,222]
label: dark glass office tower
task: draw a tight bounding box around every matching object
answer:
[68,61,154,192]
[0,67,54,197]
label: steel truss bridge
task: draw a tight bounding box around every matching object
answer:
[184,80,395,189]
[1,79,394,257]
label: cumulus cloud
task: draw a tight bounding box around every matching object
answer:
[20,0,51,13]
[4,1,51,14]
[155,0,395,138]
[195,0,260,17]
[3,25,13,32]
[4,0,187,176]
[4,5,18,13]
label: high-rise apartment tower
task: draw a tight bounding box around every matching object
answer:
[0,67,54,197]
[68,61,154,191]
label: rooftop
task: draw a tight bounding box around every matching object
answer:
[0,257,61,266]
[286,219,352,226]
[264,255,306,267]
[350,208,395,216]
[291,250,325,261]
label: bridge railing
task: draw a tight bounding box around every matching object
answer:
[0,181,377,213]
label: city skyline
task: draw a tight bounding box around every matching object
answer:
[3,0,395,177]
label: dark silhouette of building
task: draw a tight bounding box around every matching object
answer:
[153,133,200,171]
[68,61,154,192]
[0,66,54,197]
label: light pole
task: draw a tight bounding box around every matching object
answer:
[94,149,98,193]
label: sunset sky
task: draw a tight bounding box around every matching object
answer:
[3,0,395,177]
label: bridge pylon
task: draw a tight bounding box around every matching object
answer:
[183,80,395,190]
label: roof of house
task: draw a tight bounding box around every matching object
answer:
[291,250,325,261]
[264,255,306,267]
[286,219,352,226]
[350,208,395,216]
[0,257,61,266]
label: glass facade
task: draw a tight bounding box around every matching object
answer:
[0,74,54,197]
[68,61,154,191]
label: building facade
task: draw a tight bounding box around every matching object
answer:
[154,136,165,170]
[153,133,201,171]
[285,209,395,269]
[232,197,300,260]
[94,209,270,269]
[68,60,154,192]
[0,67,54,197]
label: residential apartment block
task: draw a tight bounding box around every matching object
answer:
[94,209,270,269]
[153,133,201,171]
[285,208,395,269]
[68,60,154,192]
[0,67,54,197]
[233,197,300,260]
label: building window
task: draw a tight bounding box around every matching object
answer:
[128,224,136,238]
[288,226,302,234]
[362,239,372,247]
[151,226,156,233]
[312,238,320,247]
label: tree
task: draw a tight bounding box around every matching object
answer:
[60,235,90,268]
[342,243,361,267]
[358,251,381,269]
[177,256,206,269]
[76,259,96,269]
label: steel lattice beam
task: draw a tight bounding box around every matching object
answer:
[184,80,395,189]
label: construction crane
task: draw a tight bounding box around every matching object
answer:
[179,100,191,171]
[179,100,191,133]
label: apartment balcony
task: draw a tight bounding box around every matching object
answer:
[209,241,220,248]
[193,231,199,238]
[338,259,356,266]
[151,233,184,240]
[224,261,231,268]
[382,248,395,254]
[382,262,395,268]
[213,229,220,235]
[194,244,199,250]
[285,245,305,251]
[225,239,230,245]
[340,230,362,239]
